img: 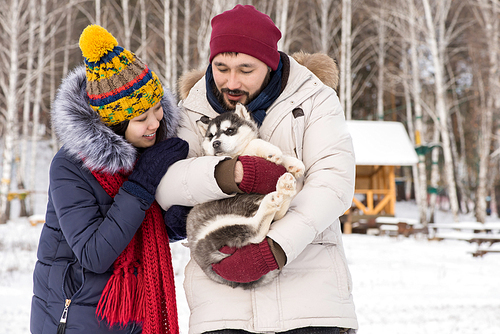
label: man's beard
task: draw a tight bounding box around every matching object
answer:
[214,72,272,111]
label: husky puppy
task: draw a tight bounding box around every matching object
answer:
[198,104,305,176]
[186,104,305,289]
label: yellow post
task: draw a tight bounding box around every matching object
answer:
[388,166,396,215]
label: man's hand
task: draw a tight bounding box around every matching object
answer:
[234,160,244,183]
[211,238,279,283]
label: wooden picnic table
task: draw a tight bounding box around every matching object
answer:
[428,221,500,233]
[375,216,419,225]
[428,222,500,257]
[375,216,424,237]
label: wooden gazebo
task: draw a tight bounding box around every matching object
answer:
[345,120,418,218]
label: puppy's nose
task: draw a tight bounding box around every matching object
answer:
[213,140,221,149]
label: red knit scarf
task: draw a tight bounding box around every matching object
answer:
[92,169,179,334]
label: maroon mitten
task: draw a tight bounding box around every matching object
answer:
[237,156,287,194]
[211,239,279,283]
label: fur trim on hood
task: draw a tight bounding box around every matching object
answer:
[52,65,182,174]
[177,52,339,100]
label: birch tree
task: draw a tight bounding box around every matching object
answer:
[28,0,48,215]
[378,0,431,224]
[409,0,429,224]
[171,0,179,88]
[96,0,101,25]
[345,1,378,119]
[375,4,387,121]
[309,0,341,55]
[392,0,429,224]
[181,0,191,74]
[139,0,147,61]
[402,41,419,202]
[469,0,499,223]
[421,0,463,221]
[196,1,226,69]
[276,0,290,52]
[17,0,37,216]
[340,0,352,118]
[164,0,172,85]
[0,0,27,224]
[121,0,131,49]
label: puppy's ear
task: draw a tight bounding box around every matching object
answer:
[196,116,210,135]
[235,103,252,121]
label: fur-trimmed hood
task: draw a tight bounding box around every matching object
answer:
[177,51,339,100]
[52,65,182,174]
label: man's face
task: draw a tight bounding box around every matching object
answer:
[212,53,271,110]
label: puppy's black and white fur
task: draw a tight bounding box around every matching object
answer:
[186,104,304,289]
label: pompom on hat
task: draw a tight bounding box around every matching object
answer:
[209,5,282,71]
[79,25,163,126]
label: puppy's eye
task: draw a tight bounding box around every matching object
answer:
[225,128,236,135]
[207,133,214,139]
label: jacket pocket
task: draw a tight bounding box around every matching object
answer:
[291,107,305,160]
[327,244,353,300]
[54,260,84,334]
[312,223,340,245]
[62,259,84,300]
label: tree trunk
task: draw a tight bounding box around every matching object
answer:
[428,125,441,224]
[140,0,147,62]
[182,0,191,74]
[122,0,131,50]
[320,0,330,53]
[408,0,428,225]
[164,0,171,85]
[422,0,459,221]
[18,0,37,216]
[29,0,47,217]
[402,43,419,202]
[196,1,224,69]
[95,0,101,25]
[376,7,386,121]
[475,0,498,224]
[276,0,289,53]
[0,0,21,224]
[171,0,179,88]
[341,0,352,119]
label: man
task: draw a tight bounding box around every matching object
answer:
[156,5,358,334]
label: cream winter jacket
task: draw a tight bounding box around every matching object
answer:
[156,53,358,333]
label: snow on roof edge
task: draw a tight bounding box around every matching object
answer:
[346,120,419,166]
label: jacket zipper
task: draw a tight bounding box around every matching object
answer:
[56,299,71,334]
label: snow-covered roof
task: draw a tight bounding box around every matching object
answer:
[346,120,418,166]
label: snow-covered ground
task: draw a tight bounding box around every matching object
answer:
[1,141,499,333]
[2,204,500,333]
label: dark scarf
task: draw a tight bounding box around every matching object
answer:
[205,59,283,127]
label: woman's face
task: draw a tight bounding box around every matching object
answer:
[125,102,164,148]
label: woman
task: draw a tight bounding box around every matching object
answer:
[30,25,188,334]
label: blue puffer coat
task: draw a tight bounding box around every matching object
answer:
[30,66,185,333]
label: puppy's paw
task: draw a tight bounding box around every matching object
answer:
[276,172,296,197]
[282,157,305,178]
[269,192,284,207]
[261,189,284,210]
[266,153,283,165]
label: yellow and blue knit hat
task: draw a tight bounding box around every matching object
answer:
[79,25,163,126]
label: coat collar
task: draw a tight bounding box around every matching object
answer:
[51,65,181,174]
[177,52,339,102]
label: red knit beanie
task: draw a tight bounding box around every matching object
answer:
[209,5,282,71]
